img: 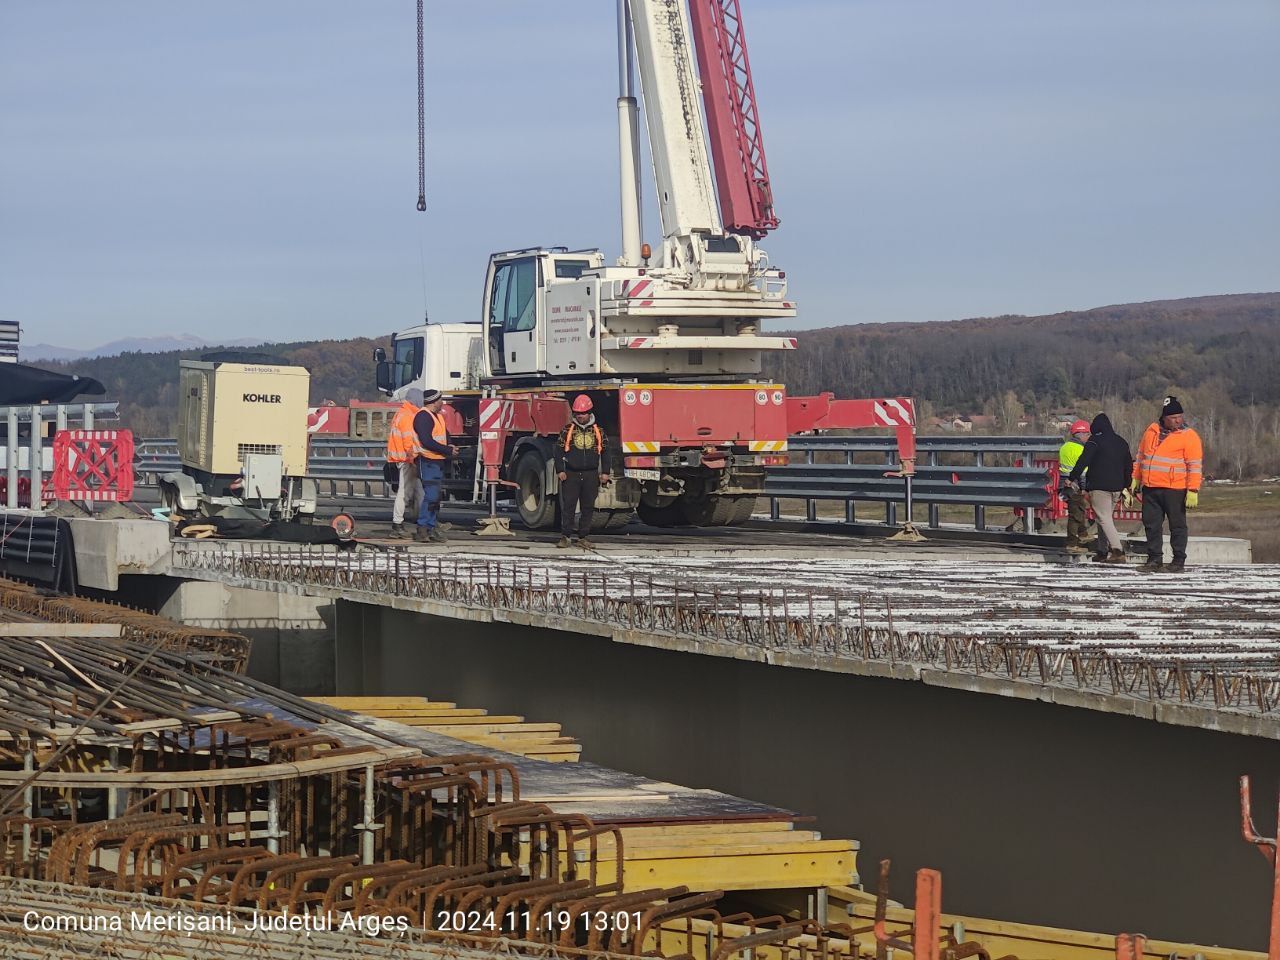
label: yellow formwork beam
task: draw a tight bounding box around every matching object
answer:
[830,886,1263,960]
[307,695,583,762]
[528,832,856,894]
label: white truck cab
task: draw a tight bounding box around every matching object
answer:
[376,322,484,397]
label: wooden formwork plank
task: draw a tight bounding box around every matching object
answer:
[406,722,562,736]
[0,623,124,638]
[309,696,435,708]
[395,714,525,726]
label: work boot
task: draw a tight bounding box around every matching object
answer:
[1065,542,1089,555]
[1063,536,1082,549]
[1165,559,1186,573]
[1090,552,1108,563]
[575,537,595,549]
[429,528,447,544]
[1138,558,1163,573]
[413,525,431,542]
[391,522,413,539]
[556,536,572,549]
[1103,549,1128,564]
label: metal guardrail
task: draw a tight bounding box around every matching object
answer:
[2,402,119,509]
[134,435,1064,533]
[774,435,1060,531]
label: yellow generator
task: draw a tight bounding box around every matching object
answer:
[161,358,318,522]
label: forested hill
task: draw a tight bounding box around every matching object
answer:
[39,337,388,437]
[763,293,1280,410]
[34,293,1280,461]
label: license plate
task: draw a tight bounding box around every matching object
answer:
[624,468,660,481]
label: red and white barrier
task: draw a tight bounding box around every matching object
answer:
[51,429,135,502]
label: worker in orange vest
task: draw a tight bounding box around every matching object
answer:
[1132,396,1203,573]
[386,387,424,539]
[413,389,458,543]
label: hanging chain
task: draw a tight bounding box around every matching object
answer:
[416,0,427,212]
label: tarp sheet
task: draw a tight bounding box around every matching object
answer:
[0,363,106,405]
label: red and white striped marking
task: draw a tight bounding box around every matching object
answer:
[872,399,916,426]
[478,398,516,432]
[306,408,331,433]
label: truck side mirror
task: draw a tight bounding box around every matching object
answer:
[373,347,386,363]
[375,360,393,395]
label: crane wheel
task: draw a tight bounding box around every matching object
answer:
[514,450,559,530]
[592,508,634,531]
[637,500,685,528]
[680,495,737,527]
[728,496,758,525]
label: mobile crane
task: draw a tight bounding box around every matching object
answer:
[376,0,916,531]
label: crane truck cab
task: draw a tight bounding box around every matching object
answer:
[485,246,796,382]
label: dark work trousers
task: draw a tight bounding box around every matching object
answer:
[1065,490,1089,541]
[560,469,599,538]
[416,459,444,529]
[1141,486,1188,562]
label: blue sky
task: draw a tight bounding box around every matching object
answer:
[2,1,1277,348]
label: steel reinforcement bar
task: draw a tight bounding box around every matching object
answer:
[171,544,1280,721]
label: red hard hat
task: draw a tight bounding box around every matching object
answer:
[1070,419,1090,434]
[572,395,593,413]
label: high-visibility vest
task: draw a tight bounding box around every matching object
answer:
[1058,440,1084,473]
[1134,422,1203,491]
[420,410,449,460]
[386,402,423,463]
[563,422,603,455]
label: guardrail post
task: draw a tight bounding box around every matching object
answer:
[974,451,986,531]
[884,450,895,526]
[927,451,940,528]
[5,408,17,509]
[28,405,42,508]
[83,403,94,430]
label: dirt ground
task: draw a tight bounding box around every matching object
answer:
[1190,481,1280,563]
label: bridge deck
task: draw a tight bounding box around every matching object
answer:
[170,540,1280,738]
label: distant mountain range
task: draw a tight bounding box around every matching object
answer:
[21,334,266,363]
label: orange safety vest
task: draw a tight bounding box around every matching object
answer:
[420,410,449,460]
[563,422,603,454]
[1133,422,1203,491]
[386,402,423,463]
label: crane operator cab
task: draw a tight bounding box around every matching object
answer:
[485,247,603,379]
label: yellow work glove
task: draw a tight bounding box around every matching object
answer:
[1120,488,1135,509]
[1185,491,1199,509]
[1129,477,1140,495]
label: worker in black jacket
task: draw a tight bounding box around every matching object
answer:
[555,395,612,549]
[1067,413,1134,564]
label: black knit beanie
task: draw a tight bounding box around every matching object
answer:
[1160,395,1183,418]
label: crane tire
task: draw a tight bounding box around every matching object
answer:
[637,500,685,528]
[680,494,737,527]
[727,496,758,526]
[514,450,558,530]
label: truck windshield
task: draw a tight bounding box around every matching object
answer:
[392,337,422,388]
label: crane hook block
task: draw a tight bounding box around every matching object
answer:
[416,195,427,212]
